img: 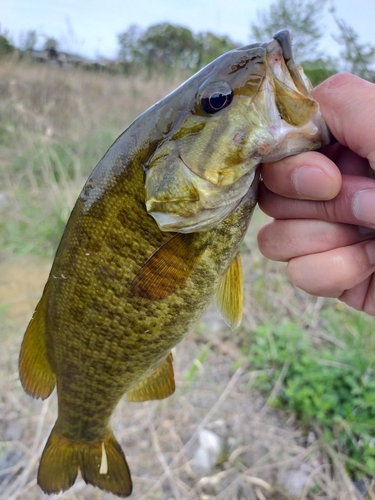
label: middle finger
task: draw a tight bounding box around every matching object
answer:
[259,174,375,229]
[258,219,375,261]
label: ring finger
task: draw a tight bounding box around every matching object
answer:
[286,240,375,297]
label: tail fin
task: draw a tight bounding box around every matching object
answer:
[38,425,132,497]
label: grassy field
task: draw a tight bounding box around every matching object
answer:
[0,60,374,500]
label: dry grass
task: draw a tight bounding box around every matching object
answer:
[0,265,365,500]
[0,61,370,499]
[0,59,182,141]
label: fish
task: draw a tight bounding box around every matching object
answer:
[19,30,330,497]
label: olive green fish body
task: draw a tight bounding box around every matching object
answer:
[19,30,330,497]
[21,144,257,496]
[47,154,257,439]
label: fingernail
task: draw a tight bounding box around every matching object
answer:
[292,166,334,199]
[365,241,375,266]
[353,189,375,225]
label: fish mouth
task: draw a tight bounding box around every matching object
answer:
[268,31,335,144]
[262,29,318,128]
[270,30,311,97]
[249,29,330,163]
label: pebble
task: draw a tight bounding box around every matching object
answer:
[191,429,223,473]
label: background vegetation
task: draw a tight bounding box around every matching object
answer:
[1,0,375,498]
[2,0,375,83]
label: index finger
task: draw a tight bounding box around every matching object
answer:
[260,150,341,200]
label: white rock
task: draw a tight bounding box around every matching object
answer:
[191,429,223,473]
[279,468,310,498]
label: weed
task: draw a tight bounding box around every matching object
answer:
[240,307,375,477]
[1,193,68,257]
[0,61,183,260]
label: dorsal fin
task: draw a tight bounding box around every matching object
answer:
[131,233,205,300]
[19,285,56,399]
[215,253,243,330]
[126,352,175,401]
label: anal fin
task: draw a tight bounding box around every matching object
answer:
[216,253,243,330]
[126,352,175,402]
[19,286,56,399]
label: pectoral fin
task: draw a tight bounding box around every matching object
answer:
[126,353,175,402]
[216,253,243,330]
[131,233,204,300]
[19,285,56,399]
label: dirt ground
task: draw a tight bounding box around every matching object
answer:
[0,254,366,500]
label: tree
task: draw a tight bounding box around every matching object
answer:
[195,32,237,68]
[250,0,327,63]
[118,24,143,67]
[43,37,59,60]
[22,30,38,51]
[300,57,337,87]
[117,23,238,74]
[18,30,38,61]
[0,32,14,57]
[138,23,197,71]
[44,37,58,52]
[332,16,375,82]
[118,23,197,73]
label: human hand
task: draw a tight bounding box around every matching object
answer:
[258,73,375,315]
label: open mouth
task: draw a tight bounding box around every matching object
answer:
[269,30,311,97]
[261,30,319,128]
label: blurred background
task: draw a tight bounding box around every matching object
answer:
[1,0,375,499]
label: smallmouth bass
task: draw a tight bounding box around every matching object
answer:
[19,30,330,497]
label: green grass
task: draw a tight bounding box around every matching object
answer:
[238,306,375,477]
[0,195,67,257]
[0,61,183,261]
[1,131,119,257]
[9,130,117,187]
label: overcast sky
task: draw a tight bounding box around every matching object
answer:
[2,0,375,60]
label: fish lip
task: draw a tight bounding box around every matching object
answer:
[268,29,310,97]
[272,30,293,64]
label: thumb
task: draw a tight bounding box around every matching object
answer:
[312,73,375,169]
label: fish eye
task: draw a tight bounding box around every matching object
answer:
[200,82,233,114]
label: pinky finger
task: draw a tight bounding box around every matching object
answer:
[286,240,375,298]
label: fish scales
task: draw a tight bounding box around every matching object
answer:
[19,30,331,497]
[52,163,255,438]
